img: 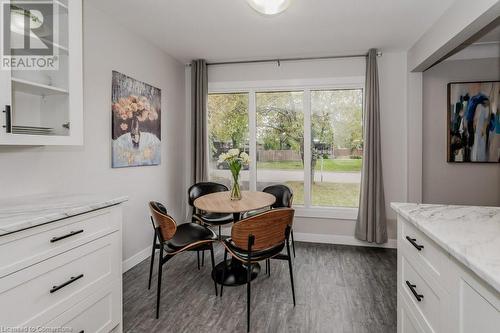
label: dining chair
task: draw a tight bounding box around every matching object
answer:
[188,182,234,240]
[219,208,296,333]
[263,184,296,258]
[148,201,218,319]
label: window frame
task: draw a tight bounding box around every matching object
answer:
[208,76,365,220]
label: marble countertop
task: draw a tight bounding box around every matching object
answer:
[391,202,500,293]
[0,193,128,236]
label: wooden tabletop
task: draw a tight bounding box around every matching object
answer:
[193,191,276,214]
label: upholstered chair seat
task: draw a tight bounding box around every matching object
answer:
[164,222,217,252]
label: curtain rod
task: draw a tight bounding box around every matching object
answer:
[186,51,382,67]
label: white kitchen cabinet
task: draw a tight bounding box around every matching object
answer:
[397,215,500,333]
[0,0,83,145]
[0,200,124,332]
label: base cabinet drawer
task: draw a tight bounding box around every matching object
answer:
[399,292,425,333]
[0,207,120,278]
[401,254,446,333]
[399,216,448,288]
[0,232,120,327]
[46,282,122,333]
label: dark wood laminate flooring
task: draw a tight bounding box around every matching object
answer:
[123,242,396,333]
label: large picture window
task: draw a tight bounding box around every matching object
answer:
[207,93,250,190]
[256,91,304,203]
[207,79,363,216]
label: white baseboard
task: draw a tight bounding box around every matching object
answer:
[223,227,397,248]
[122,231,396,272]
[122,246,152,273]
[293,232,397,248]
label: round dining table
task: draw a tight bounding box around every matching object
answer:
[194,190,276,286]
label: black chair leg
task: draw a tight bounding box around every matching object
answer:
[148,233,156,290]
[218,225,222,240]
[220,249,228,297]
[210,244,218,296]
[268,258,271,277]
[247,260,252,333]
[197,250,200,270]
[156,248,164,319]
[202,250,205,267]
[286,238,296,306]
[291,229,296,258]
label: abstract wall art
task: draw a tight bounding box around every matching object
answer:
[447,81,499,163]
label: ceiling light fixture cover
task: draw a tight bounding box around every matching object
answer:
[246,0,292,15]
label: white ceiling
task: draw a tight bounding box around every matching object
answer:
[87,0,455,63]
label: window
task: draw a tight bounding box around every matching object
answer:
[207,93,250,190]
[207,79,363,215]
[311,89,363,207]
[256,91,304,204]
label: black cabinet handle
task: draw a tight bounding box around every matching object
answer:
[3,105,11,133]
[50,229,84,243]
[79,331,84,333]
[406,280,424,302]
[50,274,84,293]
[405,236,424,251]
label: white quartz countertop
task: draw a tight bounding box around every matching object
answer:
[391,202,500,293]
[0,193,128,236]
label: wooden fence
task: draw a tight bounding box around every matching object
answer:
[257,149,362,161]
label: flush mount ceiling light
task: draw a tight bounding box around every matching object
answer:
[246,0,292,15]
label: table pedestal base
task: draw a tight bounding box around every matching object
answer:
[212,259,260,286]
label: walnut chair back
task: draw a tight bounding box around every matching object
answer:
[188,182,229,208]
[149,201,177,242]
[263,184,293,208]
[231,208,294,251]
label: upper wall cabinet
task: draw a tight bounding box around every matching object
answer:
[0,0,82,145]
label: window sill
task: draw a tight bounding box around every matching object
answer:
[293,206,358,220]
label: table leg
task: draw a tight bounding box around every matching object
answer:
[212,211,260,286]
[212,260,260,286]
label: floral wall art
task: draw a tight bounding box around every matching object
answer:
[111,71,161,168]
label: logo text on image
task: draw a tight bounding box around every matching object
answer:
[1,1,59,70]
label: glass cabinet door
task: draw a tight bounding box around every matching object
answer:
[0,0,81,144]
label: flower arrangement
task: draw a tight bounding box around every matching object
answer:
[218,149,250,200]
[112,95,159,128]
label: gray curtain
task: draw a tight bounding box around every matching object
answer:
[191,59,208,182]
[355,49,387,244]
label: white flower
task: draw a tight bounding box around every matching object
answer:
[240,152,250,164]
[227,148,240,158]
[218,153,228,163]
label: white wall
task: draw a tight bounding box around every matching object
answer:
[207,53,409,242]
[422,57,500,206]
[0,3,186,262]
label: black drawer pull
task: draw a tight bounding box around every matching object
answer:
[50,274,84,293]
[79,331,84,333]
[50,229,84,243]
[406,280,424,302]
[405,236,424,251]
[3,105,11,133]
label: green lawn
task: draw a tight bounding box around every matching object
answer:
[286,181,360,207]
[257,159,362,172]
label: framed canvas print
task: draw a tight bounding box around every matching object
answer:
[447,81,500,163]
[111,71,161,168]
